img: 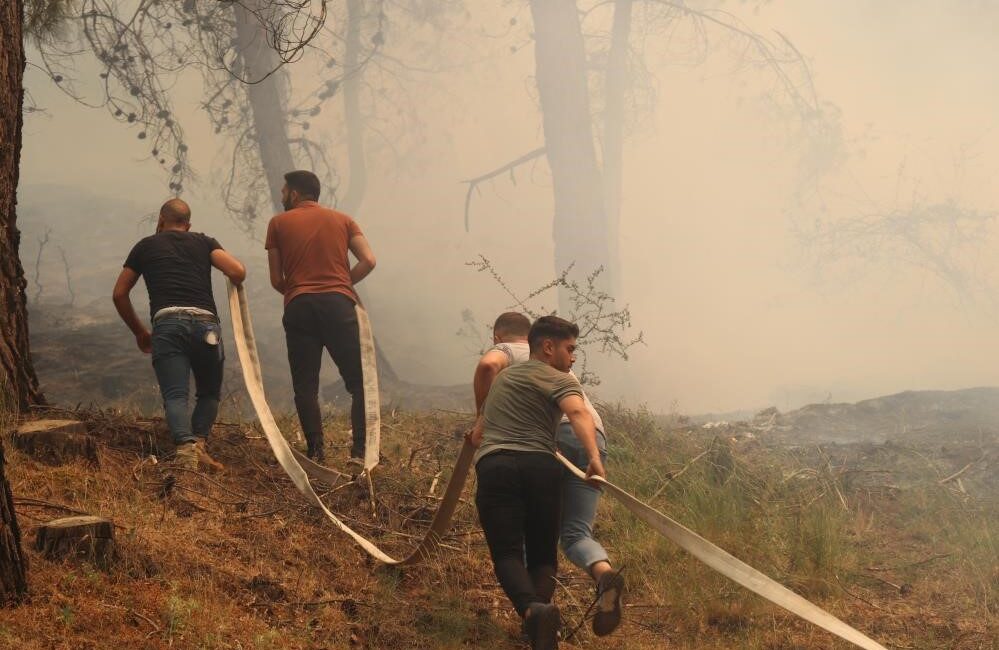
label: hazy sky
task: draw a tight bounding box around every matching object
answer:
[18,1,999,414]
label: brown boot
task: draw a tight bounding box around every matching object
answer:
[193,439,224,473]
[173,441,199,471]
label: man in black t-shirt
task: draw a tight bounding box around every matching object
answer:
[112,199,246,471]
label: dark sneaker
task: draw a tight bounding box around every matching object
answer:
[306,435,325,462]
[592,572,624,637]
[524,602,560,650]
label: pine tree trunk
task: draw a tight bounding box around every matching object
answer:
[340,0,368,217]
[233,3,297,214]
[0,439,27,603]
[602,0,633,296]
[0,0,44,412]
[530,0,610,312]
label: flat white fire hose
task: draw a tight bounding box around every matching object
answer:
[226,282,887,648]
[556,454,887,650]
[227,282,475,565]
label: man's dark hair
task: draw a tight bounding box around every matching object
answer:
[493,312,531,340]
[528,315,579,353]
[284,170,321,201]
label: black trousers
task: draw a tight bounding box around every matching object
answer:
[282,292,365,458]
[475,451,562,616]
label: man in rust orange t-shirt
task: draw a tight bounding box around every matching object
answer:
[265,170,377,462]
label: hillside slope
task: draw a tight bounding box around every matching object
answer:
[0,405,994,649]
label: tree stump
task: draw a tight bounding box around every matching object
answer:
[34,516,114,569]
[12,420,98,466]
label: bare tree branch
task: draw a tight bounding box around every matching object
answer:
[465,255,644,384]
[460,146,546,231]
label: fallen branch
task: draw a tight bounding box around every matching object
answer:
[283,597,373,610]
[106,604,161,635]
[937,453,985,485]
[651,449,710,499]
[834,574,882,611]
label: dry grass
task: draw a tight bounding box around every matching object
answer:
[0,403,994,649]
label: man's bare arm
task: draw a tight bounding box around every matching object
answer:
[558,393,606,481]
[111,268,151,353]
[348,234,376,285]
[473,350,509,414]
[211,249,247,284]
[267,248,285,294]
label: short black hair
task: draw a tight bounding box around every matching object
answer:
[528,315,579,353]
[284,170,321,201]
[493,312,531,340]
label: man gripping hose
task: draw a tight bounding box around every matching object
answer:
[265,170,377,464]
[473,311,625,639]
[113,198,246,471]
[469,315,605,650]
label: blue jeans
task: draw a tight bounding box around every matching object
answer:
[151,316,224,445]
[557,423,610,571]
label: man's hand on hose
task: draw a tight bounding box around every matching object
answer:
[585,455,606,486]
[558,393,604,486]
[135,329,152,354]
[465,416,485,448]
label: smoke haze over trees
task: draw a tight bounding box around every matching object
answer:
[15,0,999,414]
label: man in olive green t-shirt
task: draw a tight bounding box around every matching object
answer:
[469,315,605,650]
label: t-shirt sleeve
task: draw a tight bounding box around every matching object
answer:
[204,234,222,252]
[489,343,514,365]
[123,241,144,274]
[264,218,278,250]
[549,371,583,405]
[346,217,362,238]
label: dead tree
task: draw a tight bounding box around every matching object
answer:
[58,245,74,306]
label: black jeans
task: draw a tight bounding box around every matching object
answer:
[282,292,365,458]
[475,451,562,616]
